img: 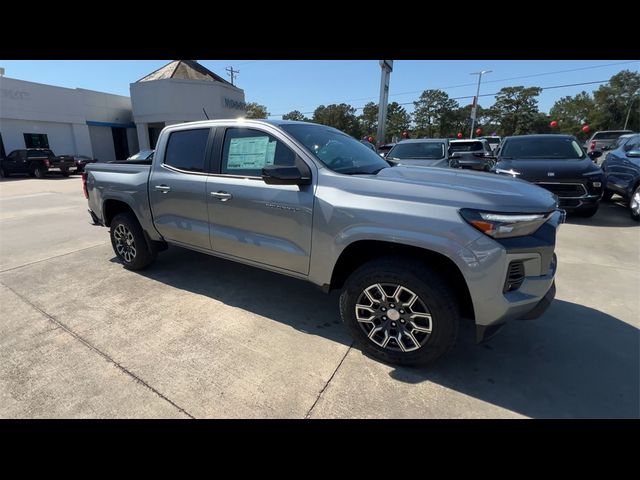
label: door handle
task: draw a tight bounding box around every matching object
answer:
[154,185,171,193]
[210,191,233,202]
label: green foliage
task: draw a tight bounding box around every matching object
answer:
[413,89,459,137]
[489,86,543,136]
[385,102,411,141]
[360,102,378,136]
[312,103,361,138]
[282,110,309,121]
[549,92,594,139]
[592,70,640,131]
[245,102,269,119]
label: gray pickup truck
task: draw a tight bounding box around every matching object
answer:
[84,119,562,366]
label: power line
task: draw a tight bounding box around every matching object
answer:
[268,79,611,117]
[291,61,639,109]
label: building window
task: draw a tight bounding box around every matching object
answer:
[24,133,49,149]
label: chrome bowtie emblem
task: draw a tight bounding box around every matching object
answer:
[547,172,555,177]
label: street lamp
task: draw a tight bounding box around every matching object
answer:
[470,70,492,138]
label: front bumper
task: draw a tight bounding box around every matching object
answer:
[467,210,562,343]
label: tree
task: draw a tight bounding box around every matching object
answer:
[413,89,459,137]
[359,102,378,136]
[385,102,411,141]
[592,70,640,131]
[245,102,269,119]
[549,91,596,138]
[282,110,308,121]
[312,103,361,138]
[490,86,543,136]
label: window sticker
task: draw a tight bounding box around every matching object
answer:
[227,136,276,170]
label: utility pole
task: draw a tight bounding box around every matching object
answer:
[226,66,239,86]
[376,60,393,147]
[623,89,639,130]
[470,70,492,138]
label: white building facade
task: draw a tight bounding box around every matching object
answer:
[0,60,246,161]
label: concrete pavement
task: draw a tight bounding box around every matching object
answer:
[1,176,638,418]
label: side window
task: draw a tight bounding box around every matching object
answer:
[164,129,209,172]
[221,128,296,177]
[623,137,640,152]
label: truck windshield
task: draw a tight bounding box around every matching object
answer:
[502,137,586,160]
[281,123,390,175]
[387,142,445,160]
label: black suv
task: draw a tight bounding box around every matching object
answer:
[492,134,603,217]
[0,148,77,178]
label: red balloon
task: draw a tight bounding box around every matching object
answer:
[457,132,463,139]
[581,125,590,133]
[368,136,374,143]
[550,120,558,128]
[475,128,482,135]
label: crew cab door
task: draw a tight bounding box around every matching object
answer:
[148,127,213,250]
[207,126,315,275]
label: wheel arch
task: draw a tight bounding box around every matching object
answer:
[330,240,475,321]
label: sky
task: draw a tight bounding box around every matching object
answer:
[1,60,638,118]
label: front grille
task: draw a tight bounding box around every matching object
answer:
[535,182,587,198]
[504,261,525,293]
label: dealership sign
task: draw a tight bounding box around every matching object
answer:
[224,98,246,111]
[1,88,30,100]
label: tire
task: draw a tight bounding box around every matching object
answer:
[0,166,8,178]
[339,256,460,366]
[32,165,46,179]
[601,190,613,202]
[109,212,157,270]
[630,185,640,222]
[576,205,599,218]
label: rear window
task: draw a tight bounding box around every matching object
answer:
[27,149,53,158]
[502,137,585,160]
[450,141,483,152]
[592,131,631,140]
[387,142,445,160]
[164,129,209,172]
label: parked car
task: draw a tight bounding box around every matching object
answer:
[125,149,155,162]
[73,155,98,173]
[0,148,77,178]
[584,130,633,155]
[600,133,640,221]
[448,139,495,171]
[478,136,501,152]
[377,143,395,157]
[384,139,450,167]
[598,133,636,165]
[84,119,562,366]
[493,134,603,217]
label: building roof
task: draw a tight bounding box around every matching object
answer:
[136,60,235,86]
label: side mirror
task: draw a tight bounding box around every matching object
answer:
[262,163,311,185]
[626,150,640,158]
[588,150,602,159]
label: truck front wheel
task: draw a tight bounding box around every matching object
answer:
[110,213,157,270]
[339,257,460,366]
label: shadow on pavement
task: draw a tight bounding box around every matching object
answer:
[127,246,350,346]
[566,199,637,228]
[126,245,638,418]
[389,300,639,418]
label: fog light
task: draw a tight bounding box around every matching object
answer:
[592,182,602,187]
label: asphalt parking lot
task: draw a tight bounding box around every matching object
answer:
[1,175,638,418]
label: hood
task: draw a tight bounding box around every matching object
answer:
[496,158,602,181]
[343,165,557,213]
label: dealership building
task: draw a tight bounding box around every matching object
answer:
[0,60,246,161]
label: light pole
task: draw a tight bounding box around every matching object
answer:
[376,60,393,147]
[623,89,639,130]
[470,70,492,138]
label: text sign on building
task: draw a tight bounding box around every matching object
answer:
[224,98,247,111]
[1,89,30,100]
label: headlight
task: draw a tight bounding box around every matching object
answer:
[494,168,520,177]
[459,209,551,239]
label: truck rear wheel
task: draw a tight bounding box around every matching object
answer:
[110,213,157,270]
[31,165,46,179]
[339,257,460,366]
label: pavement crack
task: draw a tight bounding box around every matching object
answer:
[304,342,353,419]
[0,281,195,419]
[0,243,108,274]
